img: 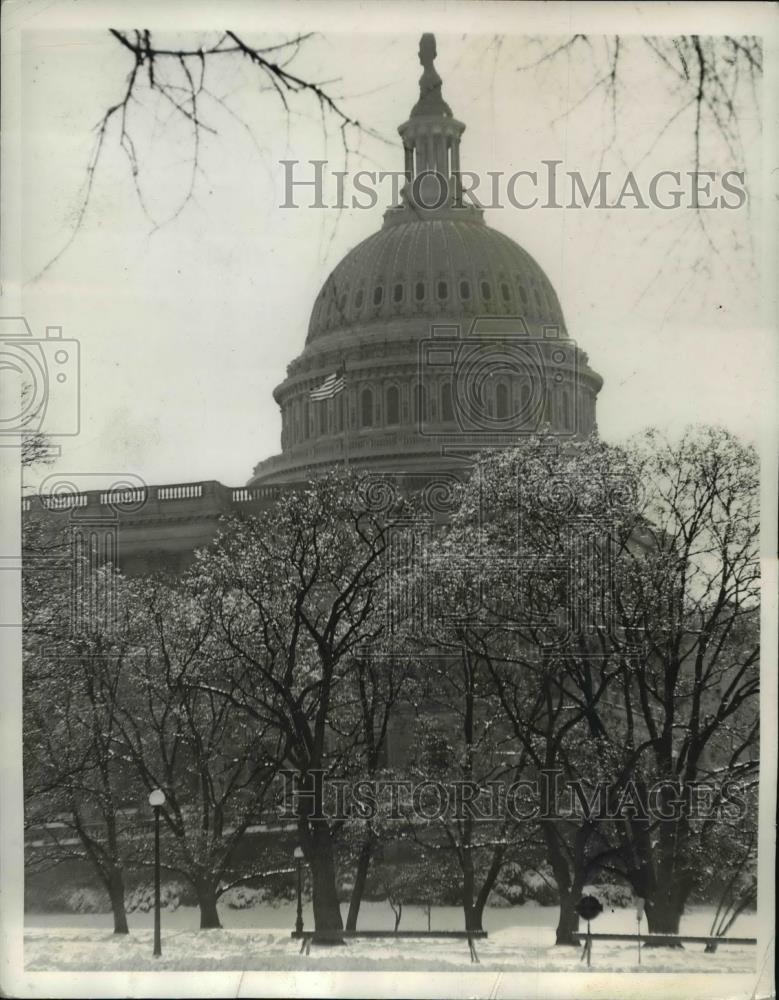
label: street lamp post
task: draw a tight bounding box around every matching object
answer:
[293,846,305,935]
[636,897,645,966]
[148,788,166,957]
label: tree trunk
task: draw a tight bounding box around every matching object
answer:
[345,835,373,932]
[469,844,506,934]
[106,867,129,935]
[461,846,478,932]
[195,878,222,930]
[644,893,684,947]
[467,900,485,933]
[555,889,581,945]
[542,824,582,946]
[307,822,344,944]
[634,794,688,947]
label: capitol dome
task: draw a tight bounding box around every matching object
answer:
[306,211,569,345]
[249,34,602,487]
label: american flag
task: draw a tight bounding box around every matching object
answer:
[309,366,345,400]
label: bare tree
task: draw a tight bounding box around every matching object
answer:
[423,430,760,943]
[115,576,283,930]
[342,651,415,932]
[24,566,141,935]
[192,470,405,941]
[514,33,761,282]
[517,35,760,171]
[605,427,760,938]
[41,29,382,275]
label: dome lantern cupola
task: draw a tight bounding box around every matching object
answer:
[397,33,466,213]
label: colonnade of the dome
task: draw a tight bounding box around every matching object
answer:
[277,358,598,451]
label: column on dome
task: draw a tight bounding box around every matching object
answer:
[403,144,414,184]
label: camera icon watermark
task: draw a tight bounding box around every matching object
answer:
[352,457,644,663]
[0,317,80,437]
[24,473,147,636]
[417,316,580,442]
[355,471,465,643]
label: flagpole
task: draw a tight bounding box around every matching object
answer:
[342,365,349,469]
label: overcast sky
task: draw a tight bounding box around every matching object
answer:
[9,2,775,492]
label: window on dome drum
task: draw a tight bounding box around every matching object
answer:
[338,294,347,312]
[562,391,572,430]
[437,280,448,301]
[302,399,310,439]
[533,288,544,312]
[355,288,364,309]
[519,382,531,425]
[373,285,384,306]
[386,385,400,425]
[459,279,471,300]
[496,381,509,419]
[393,282,404,303]
[415,281,426,302]
[335,394,344,433]
[441,381,454,422]
[413,383,427,425]
[360,388,374,428]
[480,280,492,301]
[500,282,511,303]
[518,283,529,306]
[318,400,327,436]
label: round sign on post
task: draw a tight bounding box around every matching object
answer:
[575,895,602,969]
[576,895,603,921]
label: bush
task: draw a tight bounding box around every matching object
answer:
[25,861,107,913]
[492,862,526,905]
[222,885,266,909]
[366,859,461,907]
[66,887,109,913]
[583,881,633,909]
[520,866,559,906]
[126,881,186,913]
[25,880,77,914]
[492,862,558,906]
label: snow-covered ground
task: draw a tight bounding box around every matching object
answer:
[24,903,757,972]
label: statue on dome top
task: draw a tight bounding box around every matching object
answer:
[411,33,452,118]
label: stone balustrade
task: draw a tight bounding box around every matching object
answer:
[22,480,288,516]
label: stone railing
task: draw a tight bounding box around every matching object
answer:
[99,487,146,505]
[23,479,286,516]
[157,483,203,501]
[231,485,285,502]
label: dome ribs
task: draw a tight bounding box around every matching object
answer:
[305,218,569,342]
